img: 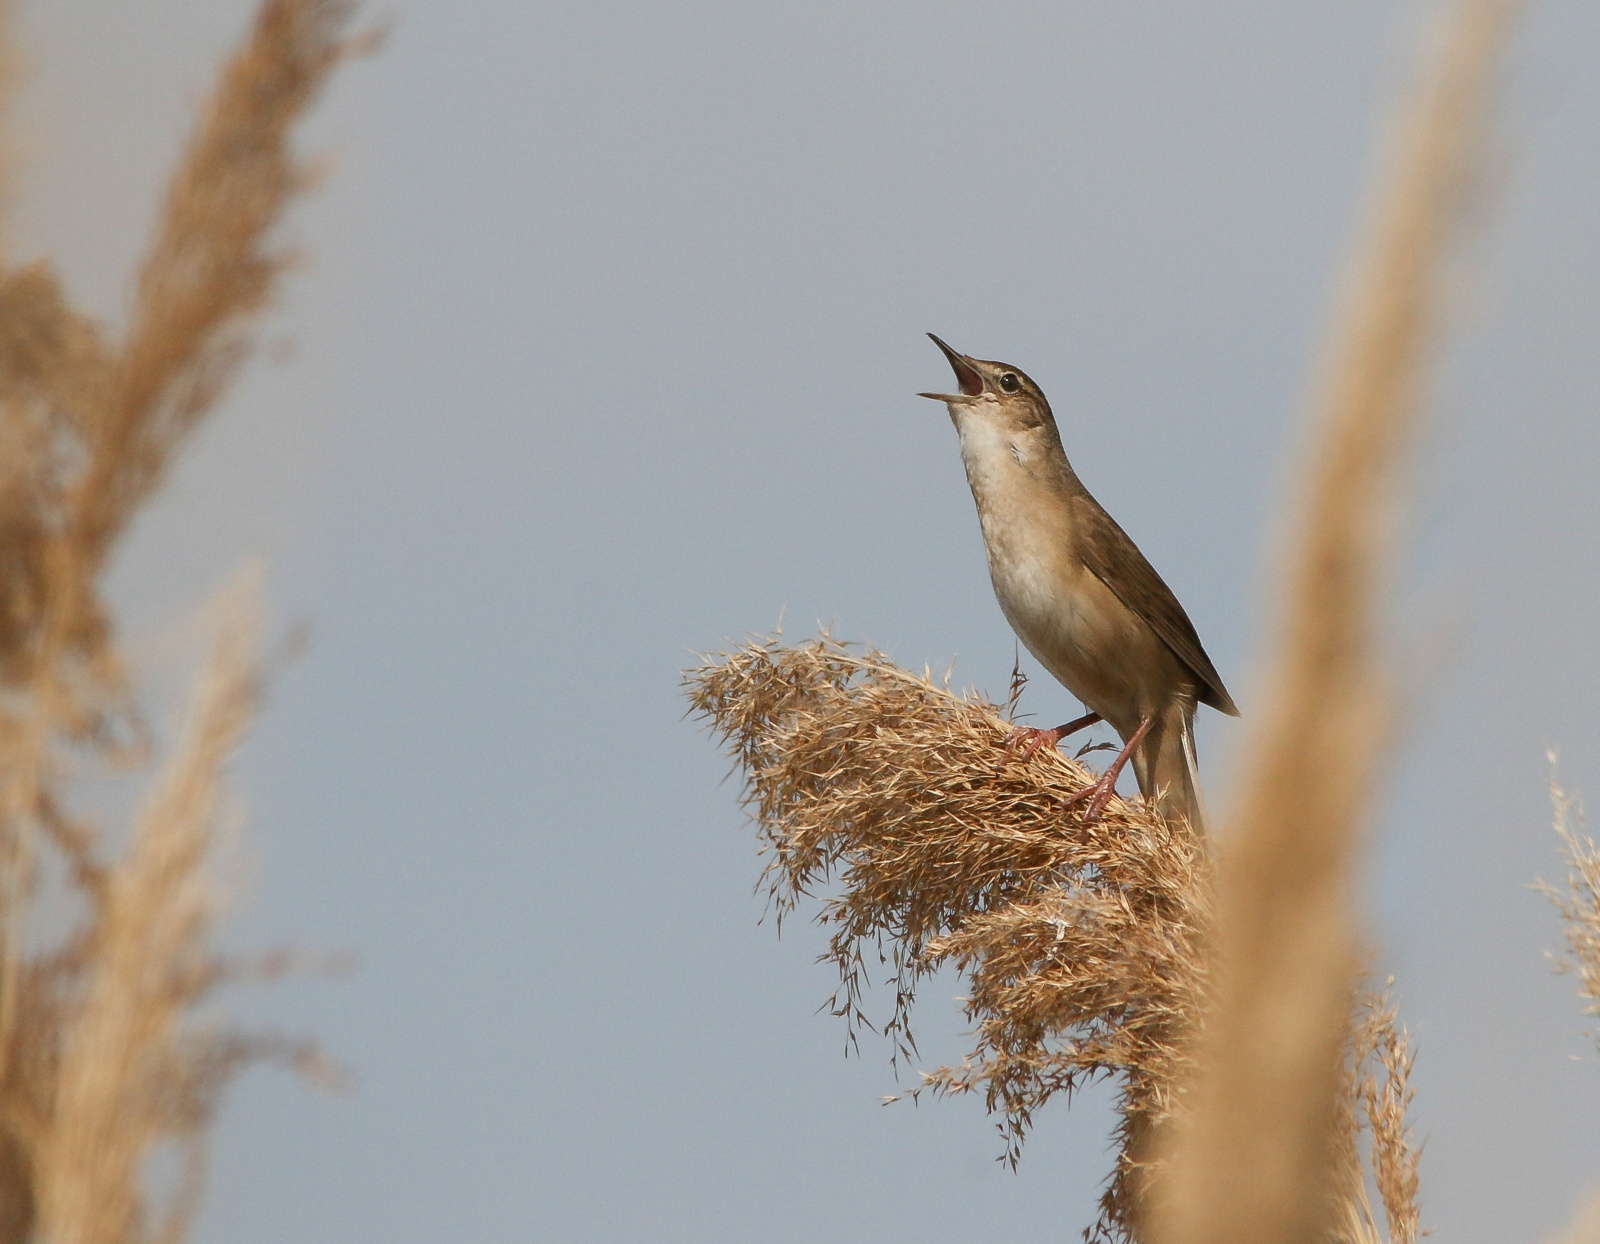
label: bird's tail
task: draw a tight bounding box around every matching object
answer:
[1133,701,1206,833]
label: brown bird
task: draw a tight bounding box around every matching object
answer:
[920,334,1238,829]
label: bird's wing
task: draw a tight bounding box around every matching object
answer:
[1073,494,1240,717]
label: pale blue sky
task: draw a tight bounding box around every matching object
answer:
[17,2,1600,1240]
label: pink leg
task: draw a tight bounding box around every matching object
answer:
[1063,715,1153,821]
[1001,711,1102,766]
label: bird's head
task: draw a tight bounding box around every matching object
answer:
[918,334,1054,433]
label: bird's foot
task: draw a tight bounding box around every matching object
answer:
[999,711,1102,769]
[1063,770,1122,822]
[1061,714,1154,824]
[1001,725,1064,766]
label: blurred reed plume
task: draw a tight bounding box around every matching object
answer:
[686,634,1420,1242]
[0,1,358,1241]
[1549,1194,1600,1244]
[1150,2,1522,1240]
[1541,770,1600,1055]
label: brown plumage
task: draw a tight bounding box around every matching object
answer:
[920,334,1238,829]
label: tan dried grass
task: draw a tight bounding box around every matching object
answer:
[36,588,261,1244]
[75,0,354,573]
[1149,3,1521,1242]
[1541,768,1600,1047]
[688,634,1421,1241]
[1331,985,1422,1244]
[0,2,358,1241]
[687,633,1207,1237]
[1534,764,1600,1239]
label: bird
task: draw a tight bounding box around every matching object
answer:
[919,333,1238,830]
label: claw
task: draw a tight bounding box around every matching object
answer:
[1062,714,1154,824]
[998,711,1102,770]
[1001,724,1063,767]
[1084,774,1120,821]
[1062,771,1119,820]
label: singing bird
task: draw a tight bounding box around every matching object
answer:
[920,334,1238,829]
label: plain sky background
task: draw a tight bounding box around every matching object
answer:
[11,2,1600,1240]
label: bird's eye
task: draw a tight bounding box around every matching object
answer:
[999,373,1020,393]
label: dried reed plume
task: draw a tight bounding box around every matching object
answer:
[1149,3,1521,1240]
[687,634,1420,1241]
[35,588,272,1244]
[1332,986,1422,1244]
[0,2,358,1241]
[1538,771,1600,1242]
[1548,1192,1600,1244]
[1541,769,1600,1055]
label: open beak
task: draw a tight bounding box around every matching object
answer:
[918,333,984,403]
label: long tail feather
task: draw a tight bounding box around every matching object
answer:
[1133,701,1206,833]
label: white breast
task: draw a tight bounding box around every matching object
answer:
[953,405,1167,731]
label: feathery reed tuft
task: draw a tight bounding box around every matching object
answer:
[1331,985,1422,1244]
[35,588,270,1244]
[0,2,359,1240]
[687,633,1420,1242]
[687,632,1206,1237]
[1540,768,1600,1053]
[1150,4,1521,1241]
[78,0,354,572]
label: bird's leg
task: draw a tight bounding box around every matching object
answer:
[1002,711,1102,766]
[1064,715,1153,822]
